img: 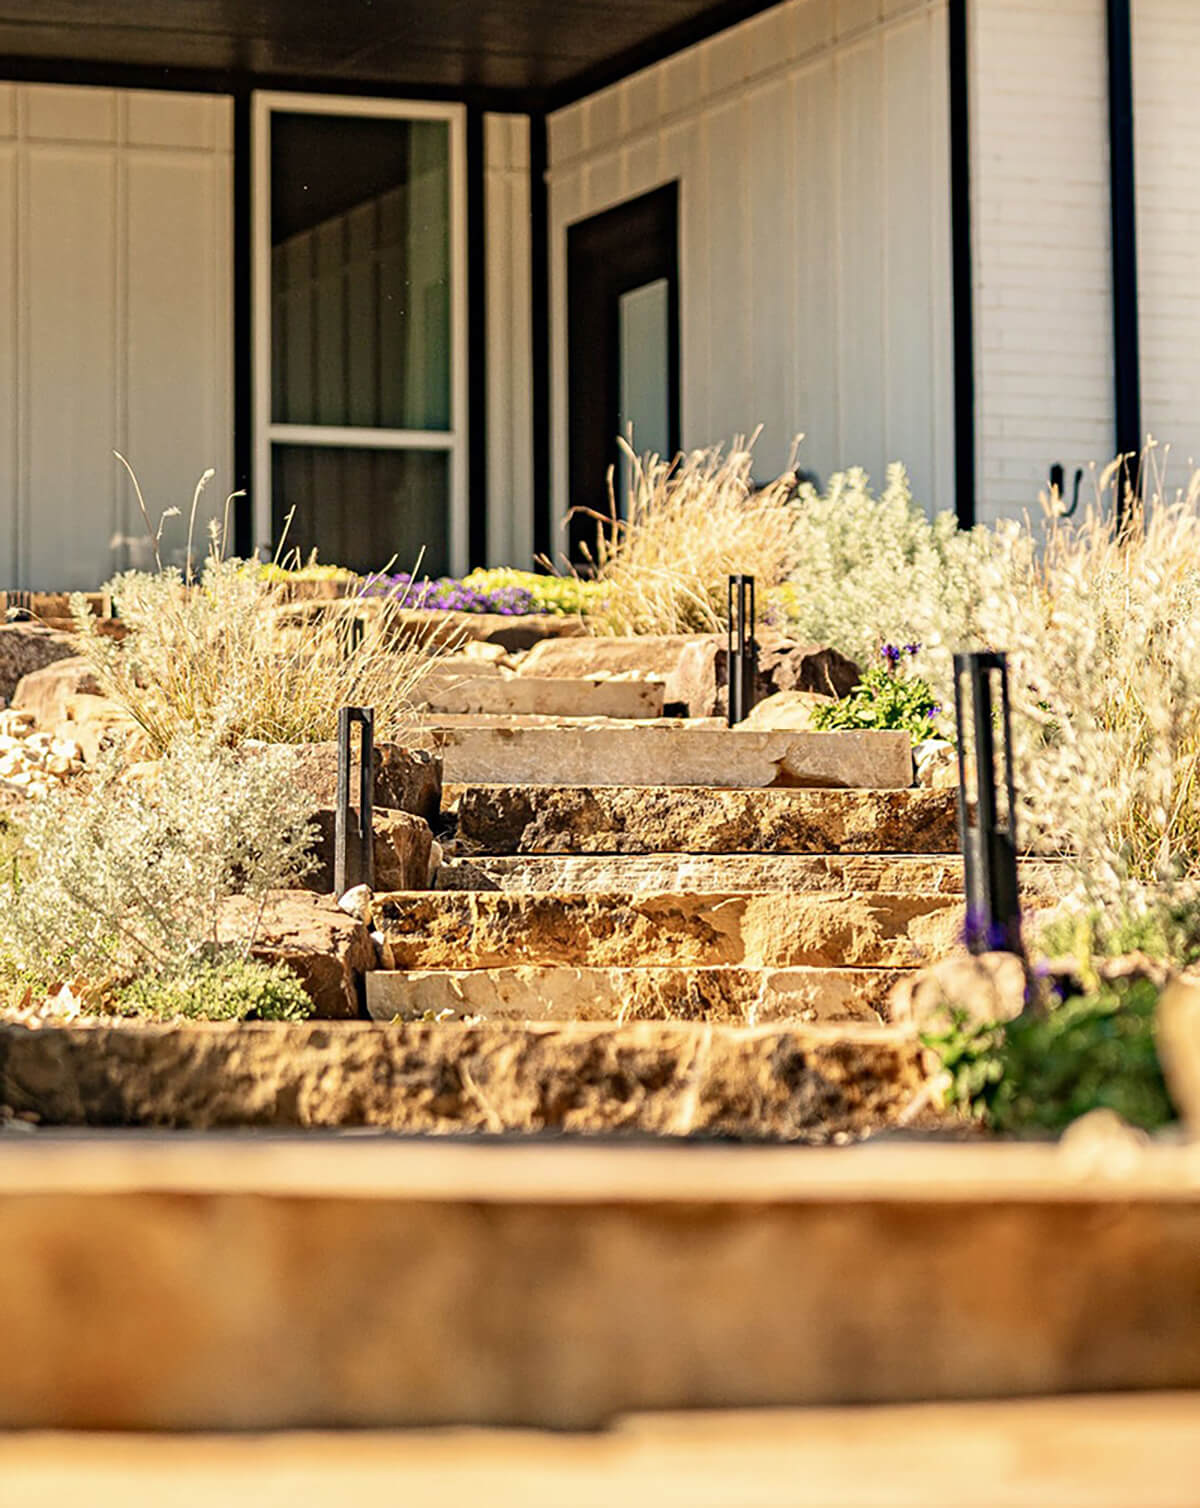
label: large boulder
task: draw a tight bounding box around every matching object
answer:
[215,890,374,1020]
[0,622,78,704]
[274,741,441,824]
[12,656,102,728]
[737,690,834,731]
[667,636,860,718]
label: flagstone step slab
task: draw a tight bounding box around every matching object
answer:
[7,1397,1200,1505]
[0,1136,1198,1430]
[428,716,718,731]
[365,964,902,1025]
[454,785,959,856]
[373,891,963,970]
[436,852,1066,897]
[431,726,912,790]
[0,1019,923,1139]
[419,675,665,720]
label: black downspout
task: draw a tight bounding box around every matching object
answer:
[1107,0,1142,511]
[232,83,253,557]
[529,111,552,565]
[466,104,489,568]
[948,0,976,529]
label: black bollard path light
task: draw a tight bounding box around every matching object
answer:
[726,574,759,727]
[953,652,1023,956]
[335,705,375,895]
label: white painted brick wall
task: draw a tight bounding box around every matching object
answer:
[1133,0,1200,483]
[969,0,1115,526]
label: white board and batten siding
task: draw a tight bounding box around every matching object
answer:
[1132,0,1200,488]
[484,114,534,568]
[968,0,1114,526]
[0,84,234,590]
[547,0,956,538]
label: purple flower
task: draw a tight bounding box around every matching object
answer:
[905,642,921,657]
[927,705,942,719]
[359,571,543,615]
[880,643,903,667]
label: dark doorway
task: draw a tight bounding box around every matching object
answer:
[566,183,680,559]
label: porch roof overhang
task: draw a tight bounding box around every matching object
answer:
[0,0,784,110]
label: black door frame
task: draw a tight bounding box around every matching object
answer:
[566,182,680,559]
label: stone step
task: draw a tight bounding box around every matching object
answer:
[419,674,665,720]
[0,1135,1197,1430]
[454,785,958,856]
[7,1397,1200,1504]
[365,964,902,1024]
[432,726,912,790]
[437,851,1066,897]
[373,891,963,970]
[0,1019,922,1139]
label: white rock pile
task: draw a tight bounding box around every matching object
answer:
[0,709,84,799]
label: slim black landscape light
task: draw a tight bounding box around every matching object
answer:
[953,653,1023,956]
[727,574,758,726]
[335,705,375,895]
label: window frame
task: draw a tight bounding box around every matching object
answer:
[251,91,468,572]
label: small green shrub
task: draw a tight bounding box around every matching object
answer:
[924,977,1177,1134]
[1040,892,1200,973]
[114,955,313,1022]
[810,644,944,744]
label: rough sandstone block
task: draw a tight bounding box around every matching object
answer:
[454,786,960,856]
[419,674,665,720]
[214,891,374,1019]
[0,622,79,703]
[432,727,912,790]
[435,853,1066,898]
[0,1135,1195,1429]
[306,809,433,894]
[373,891,962,970]
[517,634,693,681]
[0,1019,924,1139]
[667,636,861,717]
[365,963,902,1025]
[11,655,102,728]
[275,741,442,823]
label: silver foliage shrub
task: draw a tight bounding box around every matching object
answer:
[784,459,1200,909]
[0,730,318,982]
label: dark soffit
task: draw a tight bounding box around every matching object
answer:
[0,1,788,105]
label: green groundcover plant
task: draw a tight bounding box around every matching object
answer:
[114,956,313,1023]
[924,976,1177,1134]
[810,643,944,744]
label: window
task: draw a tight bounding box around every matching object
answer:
[253,95,466,576]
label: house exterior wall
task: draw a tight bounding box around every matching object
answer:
[968,0,1114,526]
[1132,0,1200,482]
[484,113,534,568]
[547,0,955,539]
[0,84,234,589]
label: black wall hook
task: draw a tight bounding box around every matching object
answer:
[1049,463,1083,519]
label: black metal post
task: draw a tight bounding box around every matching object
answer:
[335,706,375,895]
[953,652,1022,956]
[727,575,758,726]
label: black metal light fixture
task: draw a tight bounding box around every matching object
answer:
[953,652,1023,956]
[335,705,375,895]
[727,574,758,726]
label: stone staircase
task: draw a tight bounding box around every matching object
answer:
[365,723,1056,1039]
